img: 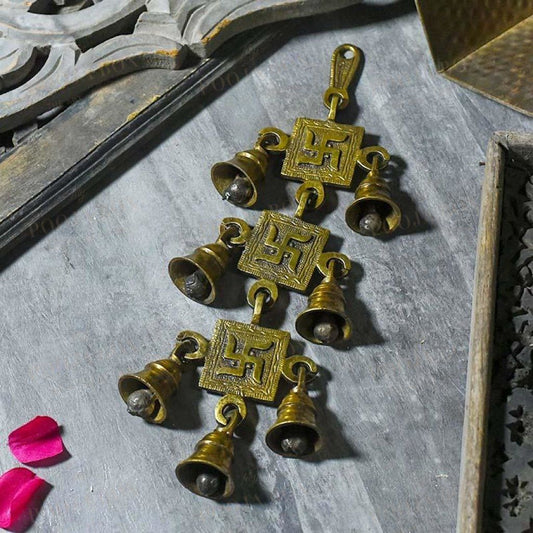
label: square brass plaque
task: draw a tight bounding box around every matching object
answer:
[238,210,329,292]
[281,117,364,187]
[199,319,290,402]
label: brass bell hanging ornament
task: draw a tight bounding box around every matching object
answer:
[117,43,403,502]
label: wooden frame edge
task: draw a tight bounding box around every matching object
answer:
[456,133,506,533]
[456,131,533,532]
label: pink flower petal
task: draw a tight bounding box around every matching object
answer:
[0,468,45,528]
[8,416,64,464]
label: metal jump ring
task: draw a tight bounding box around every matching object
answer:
[282,355,318,384]
[220,217,251,247]
[174,330,210,363]
[317,252,351,279]
[215,394,247,428]
[246,279,279,311]
[257,127,290,153]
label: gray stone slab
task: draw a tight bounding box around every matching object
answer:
[0,4,531,533]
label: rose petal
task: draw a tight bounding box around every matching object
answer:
[0,468,45,528]
[8,416,64,463]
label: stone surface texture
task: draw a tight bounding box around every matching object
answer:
[0,3,532,532]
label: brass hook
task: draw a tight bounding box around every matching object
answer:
[323,44,361,121]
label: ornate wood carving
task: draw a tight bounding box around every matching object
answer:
[0,0,359,132]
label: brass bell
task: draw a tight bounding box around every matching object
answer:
[168,239,230,305]
[175,427,235,500]
[296,278,351,345]
[176,395,245,500]
[118,357,184,424]
[211,146,268,208]
[265,380,321,458]
[296,253,352,345]
[345,150,401,236]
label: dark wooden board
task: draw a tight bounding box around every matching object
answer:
[458,132,533,533]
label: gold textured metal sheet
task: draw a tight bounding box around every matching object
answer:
[281,117,364,187]
[198,319,290,403]
[416,0,533,70]
[415,0,533,116]
[238,210,330,292]
[445,15,533,116]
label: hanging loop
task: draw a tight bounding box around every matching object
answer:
[323,44,361,120]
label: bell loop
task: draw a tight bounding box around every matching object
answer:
[247,279,279,325]
[282,355,318,384]
[257,127,290,154]
[215,394,247,432]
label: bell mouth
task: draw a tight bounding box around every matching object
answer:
[346,198,400,235]
[266,423,320,458]
[176,462,230,500]
[168,257,215,305]
[118,376,164,424]
[212,162,239,193]
[211,162,258,207]
[295,309,350,345]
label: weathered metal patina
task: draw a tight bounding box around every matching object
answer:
[118,45,397,501]
[416,0,533,117]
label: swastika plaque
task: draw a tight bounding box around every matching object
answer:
[238,211,329,292]
[282,117,364,187]
[199,319,290,402]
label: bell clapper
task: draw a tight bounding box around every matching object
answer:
[280,426,312,457]
[184,269,211,301]
[195,471,225,498]
[126,388,156,419]
[222,174,253,206]
[312,312,340,345]
[358,201,383,236]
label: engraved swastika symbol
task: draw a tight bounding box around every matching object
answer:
[199,319,290,402]
[281,118,364,188]
[297,127,348,170]
[215,333,272,385]
[256,222,313,273]
[238,211,329,292]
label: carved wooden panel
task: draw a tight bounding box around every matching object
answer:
[0,0,359,132]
